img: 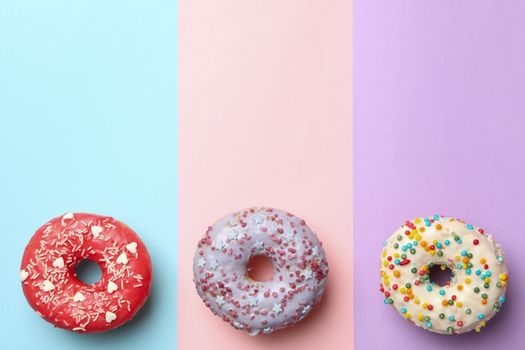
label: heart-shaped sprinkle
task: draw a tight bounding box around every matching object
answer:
[125,242,137,254]
[20,269,29,281]
[105,311,117,323]
[41,280,55,292]
[61,213,74,225]
[116,252,128,265]
[73,291,85,302]
[107,281,118,293]
[91,225,103,238]
[52,257,65,269]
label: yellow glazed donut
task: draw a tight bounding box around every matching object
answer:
[380,216,508,335]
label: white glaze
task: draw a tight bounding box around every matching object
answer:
[193,207,329,335]
[380,216,508,334]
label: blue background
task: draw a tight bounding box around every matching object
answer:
[0,1,178,349]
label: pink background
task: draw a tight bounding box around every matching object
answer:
[179,1,353,349]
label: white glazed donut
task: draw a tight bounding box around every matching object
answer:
[380,216,508,334]
[193,207,329,335]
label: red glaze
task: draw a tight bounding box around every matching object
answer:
[20,213,152,333]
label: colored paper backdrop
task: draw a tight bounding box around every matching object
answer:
[355,1,525,349]
[0,1,178,349]
[179,1,353,349]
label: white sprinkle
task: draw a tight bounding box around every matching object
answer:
[253,241,264,250]
[73,291,85,302]
[312,246,320,257]
[116,253,128,265]
[214,240,225,250]
[236,230,246,240]
[91,225,103,238]
[105,311,117,323]
[41,280,55,292]
[302,269,313,280]
[302,304,312,315]
[125,242,137,254]
[198,257,206,268]
[208,259,219,270]
[215,295,225,306]
[52,257,65,269]
[20,269,29,281]
[62,213,74,225]
[253,214,265,225]
[107,281,118,293]
[227,230,238,240]
[283,229,295,240]
[272,303,283,314]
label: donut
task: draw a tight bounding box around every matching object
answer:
[380,216,508,334]
[193,207,329,335]
[20,213,152,333]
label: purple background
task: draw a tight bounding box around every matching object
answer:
[355,1,525,349]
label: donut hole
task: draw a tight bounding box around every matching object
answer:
[75,259,102,285]
[246,255,275,281]
[428,264,454,286]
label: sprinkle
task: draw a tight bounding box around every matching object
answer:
[73,292,85,302]
[41,280,55,292]
[20,269,29,281]
[105,311,117,323]
[107,281,118,293]
[52,257,65,269]
[399,259,410,266]
[272,303,283,314]
[125,242,138,254]
[116,252,128,265]
[91,225,103,238]
[215,295,225,306]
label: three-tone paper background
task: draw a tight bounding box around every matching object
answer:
[1,1,524,349]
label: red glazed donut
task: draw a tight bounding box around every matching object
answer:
[20,213,152,333]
